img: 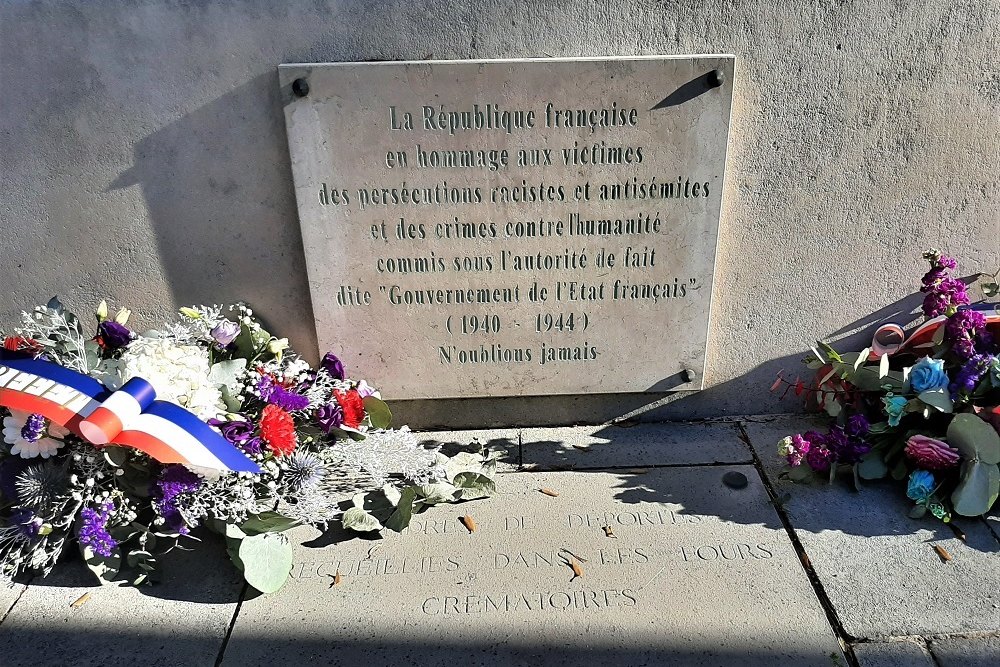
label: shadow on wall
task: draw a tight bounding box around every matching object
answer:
[107,72,318,355]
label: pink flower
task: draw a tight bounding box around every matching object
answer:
[904,435,960,470]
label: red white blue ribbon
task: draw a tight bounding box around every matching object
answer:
[867,306,1000,361]
[0,354,260,473]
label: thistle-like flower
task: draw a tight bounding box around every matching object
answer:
[283,452,325,492]
[15,461,67,510]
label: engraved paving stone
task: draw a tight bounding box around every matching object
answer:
[223,467,844,665]
[280,56,734,399]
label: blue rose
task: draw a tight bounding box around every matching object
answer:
[908,356,949,393]
[906,470,935,503]
[883,394,908,427]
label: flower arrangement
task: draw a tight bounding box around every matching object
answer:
[0,299,497,593]
[775,251,1000,521]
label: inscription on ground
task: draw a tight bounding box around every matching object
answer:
[224,468,843,665]
[280,56,734,399]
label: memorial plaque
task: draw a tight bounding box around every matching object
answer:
[224,467,844,664]
[280,56,734,399]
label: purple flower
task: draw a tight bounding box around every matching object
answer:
[316,402,344,433]
[922,292,952,318]
[240,436,263,455]
[945,310,987,360]
[154,465,202,535]
[19,414,46,443]
[806,444,834,473]
[208,417,255,444]
[919,252,969,319]
[255,375,276,401]
[826,425,871,464]
[11,508,41,538]
[268,385,310,411]
[845,414,870,439]
[207,417,263,454]
[320,352,345,380]
[950,354,994,399]
[921,266,949,291]
[210,320,241,347]
[96,320,134,350]
[78,501,118,557]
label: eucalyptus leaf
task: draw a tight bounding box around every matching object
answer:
[917,389,953,413]
[126,549,154,568]
[857,451,888,480]
[220,385,243,413]
[416,482,459,504]
[241,511,300,535]
[951,460,1000,516]
[453,471,497,500]
[225,522,248,540]
[226,537,244,572]
[908,504,928,519]
[342,506,384,532]
[102,446,130,468]
[947,413,1000,464]
[351,489,396,515]
[890,459,908,481]
[239,532,293,594]
[382,484,402,507]
[83,544,121,583]
[384,488,417,533]
[363,396,393,429]
[208,358,248,393]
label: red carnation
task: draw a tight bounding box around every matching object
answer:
[259,404,297,456]
[3,336,42,355]
[334,388,366,429]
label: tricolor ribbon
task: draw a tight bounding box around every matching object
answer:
[0,353,260,473]
[867,307,1000,361]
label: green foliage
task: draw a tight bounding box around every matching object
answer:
[83,545,121,583]
[363,396,392,429]
[948,414,1000,515]
[239,532,293,594]
[341,506,384,532]
[240,511,300,535]
[857,450,888,480]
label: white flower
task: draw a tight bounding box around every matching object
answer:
[109,337,226,421]
[2,410,68,459]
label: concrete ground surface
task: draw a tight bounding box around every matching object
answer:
[0,415,997,666]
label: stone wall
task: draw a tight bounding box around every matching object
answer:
[2,0,997,427]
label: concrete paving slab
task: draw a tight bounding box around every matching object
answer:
[414,428,520,472]
[853,639,935,666]
[521,421,751,469]
[743,417,1000,640]
[930,635,1000,666]
[0,581,25,621]
[0,534,242,667]
[223,466,844,666]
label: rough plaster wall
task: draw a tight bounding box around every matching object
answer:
[1,0,997,428]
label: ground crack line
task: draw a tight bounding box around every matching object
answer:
[737,421,861,667]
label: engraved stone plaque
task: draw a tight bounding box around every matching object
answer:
[280,56,734,399]
[223,467,844,664]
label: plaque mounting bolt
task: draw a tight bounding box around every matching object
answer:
[706,69,725,88]
[682,368,696,383]
[292,78,310,98]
